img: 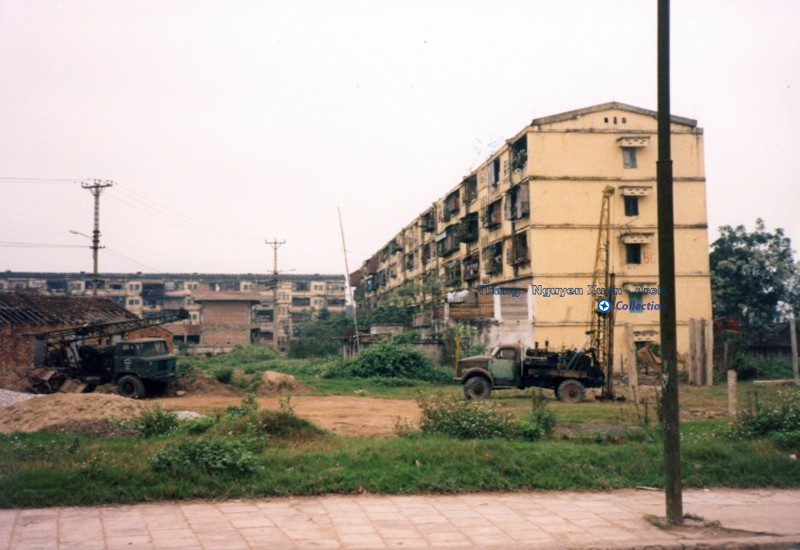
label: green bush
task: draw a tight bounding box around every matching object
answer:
[180,415,218,435]
[332,339,443,382]
[131,405,179,437]
[418,395,516,439]
[732,353,794,381]
[730,389,800,439]
[149,436,257,476]
[212,366,234,384]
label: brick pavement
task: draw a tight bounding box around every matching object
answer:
[1,488,799,549]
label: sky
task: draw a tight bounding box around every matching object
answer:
[1,0,798,278]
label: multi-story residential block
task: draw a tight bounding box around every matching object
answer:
[350,102,712,364]
[0,272,346,353]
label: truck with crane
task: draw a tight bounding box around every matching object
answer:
[456,186,618,402]
[26,310,189,398]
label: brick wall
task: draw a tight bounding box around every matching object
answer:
[0,324,48,391]
[202,302,252,325]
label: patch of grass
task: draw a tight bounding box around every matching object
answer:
[2,423,800,508]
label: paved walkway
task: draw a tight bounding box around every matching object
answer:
[1,488,799,549]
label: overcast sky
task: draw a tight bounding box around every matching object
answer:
[1,0,798,278]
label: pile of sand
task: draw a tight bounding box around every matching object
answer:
[0,393,151,434]
[257,371,307,395]
[174,374,241,396]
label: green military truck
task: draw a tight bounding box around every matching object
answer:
[28,311,188,398]
[72,338,179,398]
[455,344,605,402]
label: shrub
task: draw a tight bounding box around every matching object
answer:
[149,436,257,476]
[732,353,794,381]
[418,395,516,439]
[132,405,179,437]
[212,366,234,384]
[730,389,800,439]
[335,339,443,382]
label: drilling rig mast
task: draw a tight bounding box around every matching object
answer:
[589,185,616,399]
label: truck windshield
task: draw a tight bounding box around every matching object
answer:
[137,341,167,356]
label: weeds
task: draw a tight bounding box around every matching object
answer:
[729,389,800,439]
[129,405,179,437]
[150,436,258,477]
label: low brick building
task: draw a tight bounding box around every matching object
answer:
[192,293,261,353]
[0,293,136,391]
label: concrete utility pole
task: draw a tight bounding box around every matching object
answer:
[81,179,114,296]
[656,0,683,525]
[265,238,286,349]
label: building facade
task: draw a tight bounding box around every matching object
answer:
[0,272,347,353]
[350,102,712,367]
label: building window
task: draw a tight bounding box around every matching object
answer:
[483,198,503,229]
[624,196,639,216]
[505,182,530,220]
[509,231,530,265]
[622,147,638,169]
[463,253,480,281]
[628,292,644,313]
[463,175,478,204]
[626,243,642,264]
[483,241,504,275]
[489,157,501,186]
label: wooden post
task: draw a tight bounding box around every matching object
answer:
[626,324,638,401]
[790,315,799,386]
[705,318,714,386]
[727,370,737,417]
[688,318,698,384]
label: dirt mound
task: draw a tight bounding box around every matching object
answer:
[0,393,151,434]
[174,374,241,396]
[257,371,307,394]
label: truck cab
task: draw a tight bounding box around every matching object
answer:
[455,344,604,402]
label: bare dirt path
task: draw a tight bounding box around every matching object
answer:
[155,395,420,437]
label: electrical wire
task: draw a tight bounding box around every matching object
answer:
[104,247,164,274]
[0,241,86,248]
[112,181,263,241]
[0,176,82,183]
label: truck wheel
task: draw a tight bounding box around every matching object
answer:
[118,375,146,399]
[464,376,491,400]
[556,379,586,403]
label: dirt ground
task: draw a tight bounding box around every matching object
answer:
[155,394,420,437]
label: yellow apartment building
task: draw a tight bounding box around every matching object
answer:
[350,102,712,366]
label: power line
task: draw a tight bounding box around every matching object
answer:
[0,241,86,248]
[108,183,263,241]
[0,176,81,183]
[104,247,164,273]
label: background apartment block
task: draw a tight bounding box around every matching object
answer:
[0,272,346,353]
[350,102,712,367]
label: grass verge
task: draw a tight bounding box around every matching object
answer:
[1,419,798,508]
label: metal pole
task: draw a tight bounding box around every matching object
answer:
[338,207,361,352]
[657,0,682,525]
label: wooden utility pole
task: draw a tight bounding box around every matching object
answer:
[656,0,683,525]
[81,179,114,296]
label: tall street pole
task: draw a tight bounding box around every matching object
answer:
[265,238,285,349]
[656,0,682,525]
[81,179,114,296]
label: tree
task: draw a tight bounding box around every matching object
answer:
[710,219,800,326]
